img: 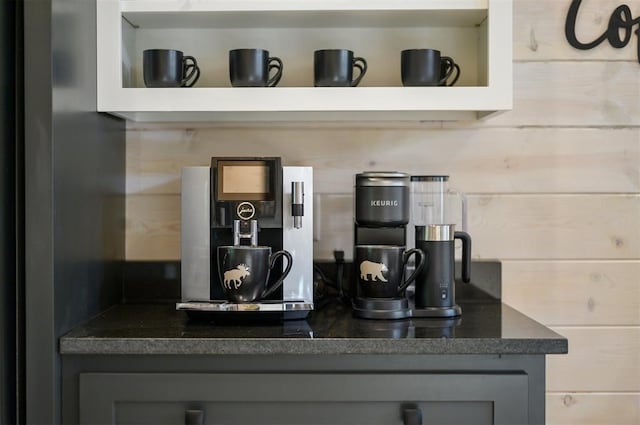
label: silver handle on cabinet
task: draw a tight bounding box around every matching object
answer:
[185,409,204,425]
[402,404,423,425]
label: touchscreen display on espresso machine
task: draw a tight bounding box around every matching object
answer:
[216,160,274,201]
[222,165,269,194]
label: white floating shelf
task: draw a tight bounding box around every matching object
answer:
[102,87,508,122]
[98,0,512,122]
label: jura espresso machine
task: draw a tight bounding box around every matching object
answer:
[177,157,314,320]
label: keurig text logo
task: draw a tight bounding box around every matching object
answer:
[370,200,399,207]
[237,202,256,220]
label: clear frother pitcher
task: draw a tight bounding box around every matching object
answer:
[410,175,467,230]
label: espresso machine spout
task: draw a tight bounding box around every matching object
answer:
[233,219,258,246]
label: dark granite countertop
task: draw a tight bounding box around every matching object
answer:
[59,300,567,356]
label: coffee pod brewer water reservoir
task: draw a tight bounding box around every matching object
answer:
[411,176,471,317]
[354,171,410,247]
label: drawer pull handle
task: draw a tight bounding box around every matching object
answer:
[402,404,423,425]
[185,409,204,425]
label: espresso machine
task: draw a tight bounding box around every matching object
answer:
[411,176,471,317]
[352,172,413,319]
[177,157,314,320]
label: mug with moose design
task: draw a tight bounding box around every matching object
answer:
[355,245,425,298]
[217,246,293,303]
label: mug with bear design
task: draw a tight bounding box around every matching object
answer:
[355,245,424,298]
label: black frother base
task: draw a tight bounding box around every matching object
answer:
[352,297,412,320]
[411,304,462,318]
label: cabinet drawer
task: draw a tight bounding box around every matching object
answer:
[80,372,528,425]
[116,401,493,425]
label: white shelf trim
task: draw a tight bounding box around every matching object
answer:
[99,87,510,112]
[120,0,489,13]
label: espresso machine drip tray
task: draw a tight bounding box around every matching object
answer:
[177,301,313,322]
[352,298,412,320]
[177,301,313,312]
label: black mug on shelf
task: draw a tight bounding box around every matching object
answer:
[143,49,200,88]
[217,246,293,303]
[229,48,283,87]
[401,49,458,87]
[439,59,460,86]
[314,49,367,87]
[355,245,424,298]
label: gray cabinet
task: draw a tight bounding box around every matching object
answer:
[80,372,528,425]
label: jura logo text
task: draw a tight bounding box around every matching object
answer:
[370,200,399,207]
[236,202,256,220]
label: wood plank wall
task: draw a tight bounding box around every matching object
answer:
[125,1,640,423]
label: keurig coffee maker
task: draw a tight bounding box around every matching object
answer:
[352,172,416,319]
[178,157,314,320]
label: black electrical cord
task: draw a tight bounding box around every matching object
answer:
[333,250,347,301]
[313,263,336,289]
[312,250,350,309]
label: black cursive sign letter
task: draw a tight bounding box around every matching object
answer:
[565,0,640,63]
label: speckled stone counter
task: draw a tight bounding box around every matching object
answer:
[59,301,567,356]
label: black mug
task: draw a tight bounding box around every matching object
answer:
[217,246,293,303]
[314,49,367,87]
[229,49,283,87]
[439,59,460,86]
[401,49,457,87]
[355,245,424,298]
[143,49,200,87]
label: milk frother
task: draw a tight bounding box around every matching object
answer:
[414,224,471,317]
[410,176,471,317]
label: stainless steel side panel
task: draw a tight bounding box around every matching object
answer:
[181,167,210,301]
[282,167,313,304]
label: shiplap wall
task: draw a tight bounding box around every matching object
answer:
[125,1,640,423]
